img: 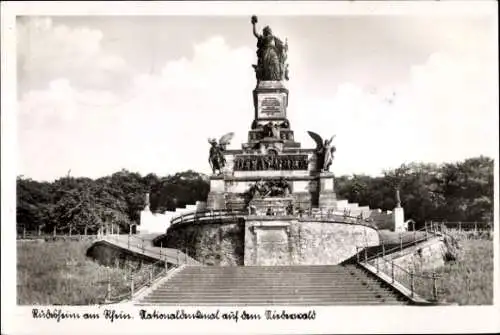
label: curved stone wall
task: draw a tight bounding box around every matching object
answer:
[244,219,380,266]
[160,218,245,266]
[161,217,380,266]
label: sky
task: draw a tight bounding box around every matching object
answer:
[16,13,498,181]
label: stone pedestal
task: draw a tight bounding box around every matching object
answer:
[253,81,289,121]
[393,206,406,232]
[207,193,225,210]
[244,219,291,266]
[318,172,337,209]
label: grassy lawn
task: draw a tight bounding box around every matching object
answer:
[431,239,494,305]
[368,231,493,305]
[406,239,493,305]
[17,240,131,305]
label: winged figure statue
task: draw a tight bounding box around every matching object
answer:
[208,132,234,174]
[307,131,336,172]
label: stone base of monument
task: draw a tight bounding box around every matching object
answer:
[317,172,337,209]
[319,192,337,209]
[207,192,226,210]
[248,196,294,216]
[243,218,380,266]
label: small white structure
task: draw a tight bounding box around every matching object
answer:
[138,194,206,234]
[393,207,406,232]
[392,189,407,232]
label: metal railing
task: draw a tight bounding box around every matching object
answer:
[101,233,197,266]
[16,227,100,240]
[103,259,174,304]
[16,222,133,240]
[426,221,492,240]
[168,207,380,228]
[358,250,441,302]
[98,233,196,304]
[169,209,245,227]
[355,225,445,302]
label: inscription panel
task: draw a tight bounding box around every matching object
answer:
[234,154,308,171]
[255,227,290,266]
[257,93,286,119]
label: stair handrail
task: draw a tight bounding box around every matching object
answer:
[356,246,442,302]
[360,225,444,263]
[355,223,446,303]
[101,234,199,266]
[103,258,170,304]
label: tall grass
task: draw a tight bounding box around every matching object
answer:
[416,240,494,305]
[17,240,130,305]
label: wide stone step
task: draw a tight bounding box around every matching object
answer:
[143,294,399,303]
[143,292,396,300]
[151,289,394,296]
[160,282,384,289]
[182,266,350,271]
[160,280,385,286]
[140,297,402,304]
[166,275,371,279]
[161,279,384,286]
[179,269,352,273]
[152,285,390,293]
[181,268,351,272]
[136,300,405,306]
[165,273,378,280]
[173,275,357,279]
[177,273,355,278]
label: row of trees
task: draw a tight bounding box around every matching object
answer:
[16,170,210,235]
[335,156,494,225]
[16,156,493,234]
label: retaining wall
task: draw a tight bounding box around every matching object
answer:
[163,217,380,266]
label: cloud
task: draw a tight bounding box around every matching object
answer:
[18,36,256,180]
[17,28,497,181]
[17,17,130,93]
[290,48,497,176]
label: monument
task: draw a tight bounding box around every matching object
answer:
[162,16,403,266]
[207,15,338,216]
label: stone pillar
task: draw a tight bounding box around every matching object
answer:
[207,178,226,210]
[395,188,401,208]
[318,172,336,209]
[393,207,405,232]
[393,188,406,232]
[144,192,150,211]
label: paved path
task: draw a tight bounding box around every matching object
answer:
[99,234,199,266]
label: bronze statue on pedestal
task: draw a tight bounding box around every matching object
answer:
[307,131,336,172]
[208,132,234,175]
[251,15,289,82]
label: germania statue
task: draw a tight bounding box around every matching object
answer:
[251,15,289,82]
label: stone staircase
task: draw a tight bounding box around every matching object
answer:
[136,265,409,306]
